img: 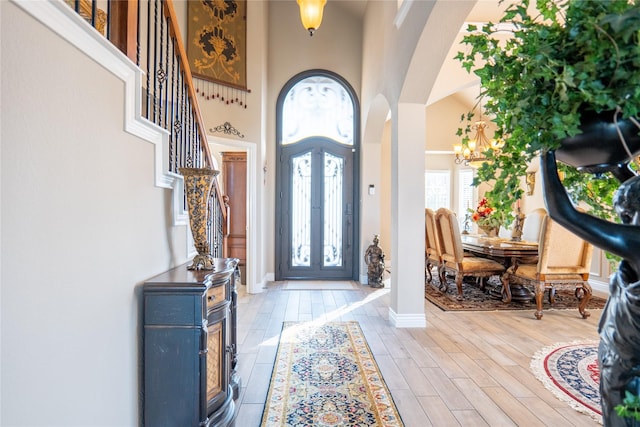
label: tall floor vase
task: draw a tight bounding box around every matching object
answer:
[179,167,219,270]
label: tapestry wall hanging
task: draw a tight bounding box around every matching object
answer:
[187,0,247,89]
[187,0,247,90]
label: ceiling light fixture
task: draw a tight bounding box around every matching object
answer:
[453,105,503,168]
[297,0,327,36]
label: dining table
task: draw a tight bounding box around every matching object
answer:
[461,234,539,303]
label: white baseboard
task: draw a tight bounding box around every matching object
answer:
[589,278,609,298]
[388,308,426,328]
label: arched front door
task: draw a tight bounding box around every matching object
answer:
[275,70,360,280]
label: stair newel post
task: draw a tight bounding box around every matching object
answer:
[179,167,219,270]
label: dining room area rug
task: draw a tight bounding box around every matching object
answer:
[260,321,404,427]
[530,341,602,423]
[425,274,607,312]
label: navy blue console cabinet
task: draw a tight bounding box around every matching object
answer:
[143,258,240,427]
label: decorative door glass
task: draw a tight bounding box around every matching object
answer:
[323,152,343,267]
[276,71,358,280]
[281,76,354,146]
[291,152,312,267]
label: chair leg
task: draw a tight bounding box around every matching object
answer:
[534,282,545,320]
[455,274,463,300]
[500,272,512,303]
[548,286,556,305]
[437,264,444,289]
[425,260,433,283]
[577,282,592,319]
[438,268,448,293]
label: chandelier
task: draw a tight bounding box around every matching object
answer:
[297,0,327,36]
[453,114,503,168]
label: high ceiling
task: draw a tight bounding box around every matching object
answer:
[328,0,508,111]
[329,0,368,20]
[430,1,509,109]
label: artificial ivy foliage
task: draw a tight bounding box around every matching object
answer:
[456,0,640,240]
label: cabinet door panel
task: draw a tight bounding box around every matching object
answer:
[144,327,200,426]
[207,321,223,400]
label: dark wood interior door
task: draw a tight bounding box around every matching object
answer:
[221,152,246,265]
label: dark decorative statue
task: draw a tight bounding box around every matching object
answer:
[541,150,640,427]
[364,235,385,288]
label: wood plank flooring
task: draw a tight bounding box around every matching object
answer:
[235,281,603,426]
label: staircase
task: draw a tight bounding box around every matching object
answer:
[36,0,228,257]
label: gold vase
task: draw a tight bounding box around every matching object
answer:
[478,225,499,238]
[179,167,219,270]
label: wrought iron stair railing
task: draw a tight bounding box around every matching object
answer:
[66,0,227,258]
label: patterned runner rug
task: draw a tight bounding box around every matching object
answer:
[425,275,607,312]
[260,321,404,427]
[531,341,602,423]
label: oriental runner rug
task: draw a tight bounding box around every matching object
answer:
[531,341,602,423]
[260,321,404,427]
[425,275,606,312]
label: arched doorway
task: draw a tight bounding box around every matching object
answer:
[275,70,360,280]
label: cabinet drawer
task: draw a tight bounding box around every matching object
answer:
[206,285,226,308]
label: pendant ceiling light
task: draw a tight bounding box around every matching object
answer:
[297,0,327,36]
[453,96,504,168]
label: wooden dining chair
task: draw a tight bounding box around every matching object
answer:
[502,215,594,320]
[425,208,443,286]
[434,208,506,299]
[517,208,548,264]
[522,208,547,242]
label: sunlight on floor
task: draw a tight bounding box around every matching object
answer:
[258,288,390,347]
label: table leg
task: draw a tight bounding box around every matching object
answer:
[501,273,512,303]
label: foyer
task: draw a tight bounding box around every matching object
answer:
[1,0,613,425]
[234,283,602,426]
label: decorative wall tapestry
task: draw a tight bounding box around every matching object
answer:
[187,0,249,107]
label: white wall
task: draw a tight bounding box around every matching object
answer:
[1,2,191,424]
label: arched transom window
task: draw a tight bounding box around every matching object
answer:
[281,76,354,146]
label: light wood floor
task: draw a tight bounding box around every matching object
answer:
[234,281,604,426]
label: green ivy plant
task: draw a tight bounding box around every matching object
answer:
[455,0,640,230]
[616,390,640,423]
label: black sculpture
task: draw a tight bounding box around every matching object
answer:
[364,235,385,288]
[541,150,640,427]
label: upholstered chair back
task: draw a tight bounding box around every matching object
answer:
[537,216,593,275]
[522,208,548,242]
[435,208,464,264]
[425,208,441,258]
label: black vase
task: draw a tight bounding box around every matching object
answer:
[556,110,640,174]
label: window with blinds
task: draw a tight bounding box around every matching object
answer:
[424,170,450,210]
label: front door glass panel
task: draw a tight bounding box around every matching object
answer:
[291,152,312,267]
[323,152,343,267]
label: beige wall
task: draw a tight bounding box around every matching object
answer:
[379,120,392,259]
[426,95,474,152]
[1,2,195,424]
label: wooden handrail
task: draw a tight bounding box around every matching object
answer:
[163,0,212,169]
[163,1,226,216]
[65,0,228,251]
